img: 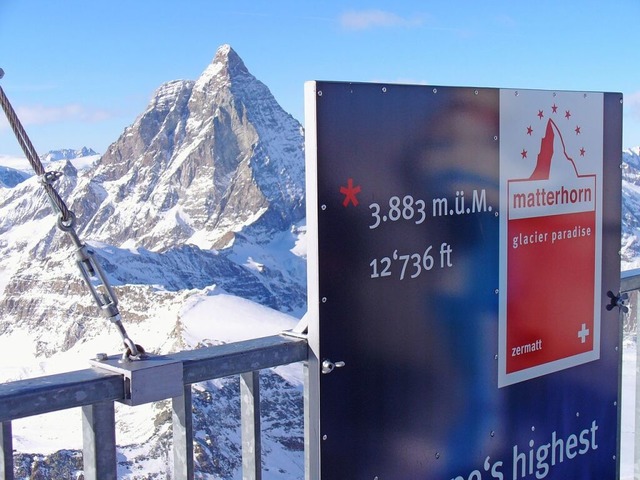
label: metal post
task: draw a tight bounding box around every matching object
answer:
[304,359,321,480]
[0,422,13,480]
[635,290,640,480]
[82,401,117,480]
[172,385,194,480]
[240,371,261,480]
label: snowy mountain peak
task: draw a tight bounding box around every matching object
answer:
[83,44,304,251]
[194,44,250,93]
[41,147,97,163]
[621,147,640,268]
[148,79,194,112]
[624,147,640,170]
[0,165,30,188]
[213,43,248,76]
[216,43,233,57]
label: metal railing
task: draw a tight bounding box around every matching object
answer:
[0,334,308,480]
[620,268,640,480]
[621,268,640,336]
[621,268,640,293]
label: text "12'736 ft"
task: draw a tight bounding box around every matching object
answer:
[370,243,453,281]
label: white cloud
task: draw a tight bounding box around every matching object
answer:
[628,91,640,120]
[0,153,29,170]
[0,103,113,130]
[20,104,112,125]
[340,9,424,31]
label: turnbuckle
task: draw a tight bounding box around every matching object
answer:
[76,244,120,319]
[75,243,145,361]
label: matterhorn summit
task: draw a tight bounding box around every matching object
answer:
[194,44,249,91]
[77,44,305,251]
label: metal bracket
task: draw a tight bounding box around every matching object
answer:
[90,354,183,406]
[282,313,309,339]
[606,290,629,314]
[321,359,345,374]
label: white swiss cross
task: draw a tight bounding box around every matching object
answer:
[578,323,590,344]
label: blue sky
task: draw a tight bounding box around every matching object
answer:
[1,0,639,160]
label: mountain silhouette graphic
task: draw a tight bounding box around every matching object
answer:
[528,119,581,180]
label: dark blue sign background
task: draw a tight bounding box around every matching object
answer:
[309,82,622,479]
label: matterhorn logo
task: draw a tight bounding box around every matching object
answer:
[509,116,596,220]
[498,90,604,387]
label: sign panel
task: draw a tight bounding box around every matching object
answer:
[499,90,604,386]
[305,81,622,480]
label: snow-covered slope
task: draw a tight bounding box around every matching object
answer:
[622,147,640,269]
[7,290,304,479]
[0,148,100,190]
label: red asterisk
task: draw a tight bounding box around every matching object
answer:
[537,110,544,119]
[565,110,571,119]
[580,147,586,156]
[575,126,581,135]
[521,149,528,159]
[526,125,533,135]
[551,103,558,113]
[340,178,361,207]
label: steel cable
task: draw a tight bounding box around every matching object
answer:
[0,84,73,223]
[0,71,143,360]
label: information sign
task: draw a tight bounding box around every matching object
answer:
[499,90,604,386]
[305,82,622,479]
